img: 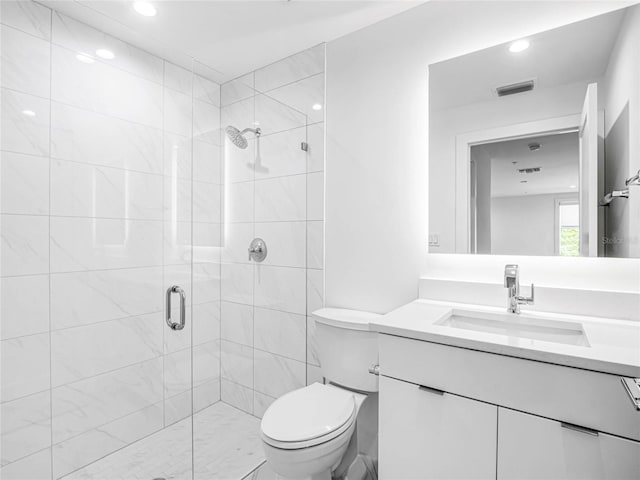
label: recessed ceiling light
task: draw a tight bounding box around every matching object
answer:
[509,39,530,53]
[569,184,577,189]
[21,109,36,117]
[96,49,115,60]
[133,2,157,17]
[312,103,322,111]
[76,53,95,64]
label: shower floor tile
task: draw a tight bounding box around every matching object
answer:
[62,402,264,480]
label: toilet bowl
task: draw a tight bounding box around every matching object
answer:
[260,308,381,480]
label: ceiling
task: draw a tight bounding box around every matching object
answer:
[429,7,627,112]
[41,0,423,83]
[473,132,580,198]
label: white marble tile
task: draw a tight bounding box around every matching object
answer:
[164,349,191,399]
[221,340,253,388]
[164,61,193,94]
[1,25,51,97]
[225,181,254,223]
[52,358,162,444]
[254,44,324,93]
[0,448,52,480]
[254,307,305,362]
[51,313,163,387]
[1,88,50,156]
[221,379,253,415]
[193,181,222,223]
[307,269,324,315]
[194,140,221,184]
[50,217,163,272]
[256,127,307,180]
[307,171,324,220]
[51,159,164,220]
[0,214,49,277]
[193,379,220,413]
[193,262,221,305]
[253,391,276,419]
[1,0,51,40]
[194,99,221,145]
[0,152,49,215]
[164,220,191,265]
[307,364,323,386]
[164,177,192,223]
[193,222,222,263]
[306,316,320,367]
[307,122,324,173]
[221,263,253,305]
[193,301,221,346]
[165,389,192,427]
[1,275,49,340]
[51,45,163,128]
[254,265,306,315]
[53,402,163,479]
[52,13,164,84]
[50,266,162,330]
[255,175,306,222]
[221,301,253,347]
[1,332,50,402]
[164,132,192,179]
[254,350,305,399]
[221,73,254,106]
[263,73,324,124]
[255,221,306,268]
[194,340,221,387]
[255,94,306,136]
[222,222,254,264]
[1,391,50,466]
[224,138,255,184]
[307,221,324,270]
[51,101,163,174]
[194,74,220,107]
[164,87,192,136]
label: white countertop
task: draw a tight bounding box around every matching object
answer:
[370,299,640,377]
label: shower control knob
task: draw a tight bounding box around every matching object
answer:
[248,238,267,262]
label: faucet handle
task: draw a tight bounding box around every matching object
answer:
[518,283,535,305]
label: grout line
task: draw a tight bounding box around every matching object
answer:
[47,9,55,477]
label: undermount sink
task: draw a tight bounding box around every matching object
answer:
[437,311,590,347]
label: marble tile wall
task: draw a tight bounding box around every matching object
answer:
[0,2,222,478]
[218,45,326,418]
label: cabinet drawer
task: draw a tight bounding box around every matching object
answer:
[380,334,640,441]
[498,407,640,480]
[379,375,497,480]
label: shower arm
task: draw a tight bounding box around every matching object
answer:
[241,127,262,137]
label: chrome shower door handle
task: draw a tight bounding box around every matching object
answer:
[166,285,186,331]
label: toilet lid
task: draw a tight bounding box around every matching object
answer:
[261,383,356,444]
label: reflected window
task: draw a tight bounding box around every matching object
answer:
[558,202,579,256]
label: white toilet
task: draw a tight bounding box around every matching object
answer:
[260,308,381,480]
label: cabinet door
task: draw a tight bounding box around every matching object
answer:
[498,407,640,480]
[379,375,497,480]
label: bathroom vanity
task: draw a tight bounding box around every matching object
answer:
[371,300,640,479]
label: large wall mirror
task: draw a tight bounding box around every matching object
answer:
[428,5,640,258]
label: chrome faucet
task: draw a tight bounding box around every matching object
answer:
[504,264,535,314]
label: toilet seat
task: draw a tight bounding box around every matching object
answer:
[261,383,357,450]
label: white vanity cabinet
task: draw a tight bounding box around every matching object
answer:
[378,333,640,480]
[379,375,497,479]
[498,407,640,480]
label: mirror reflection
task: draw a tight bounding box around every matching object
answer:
[428,5,640,258]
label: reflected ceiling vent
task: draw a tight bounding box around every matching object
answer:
[528,142,541,151]
[496,79,535,97]
[518,167,541,174]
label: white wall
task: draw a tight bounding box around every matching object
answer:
[326,1,639,314]
[602,4,640,257]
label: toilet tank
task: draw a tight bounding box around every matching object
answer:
[313,308,381,392]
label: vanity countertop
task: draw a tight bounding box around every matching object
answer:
[370,299,640,378]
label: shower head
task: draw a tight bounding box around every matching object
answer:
[225,125,261,149]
